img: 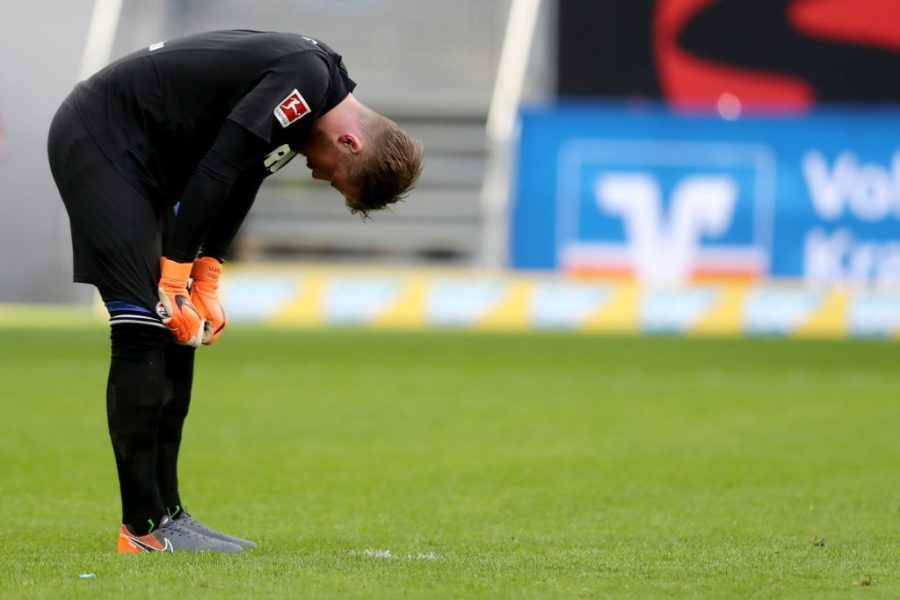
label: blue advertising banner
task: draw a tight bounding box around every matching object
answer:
[512,105,900,287]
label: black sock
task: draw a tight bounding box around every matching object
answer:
[158,340,195,518]
[107,323,169,535]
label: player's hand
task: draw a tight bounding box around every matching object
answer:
[158,258,205,347]
[190,256,227,345]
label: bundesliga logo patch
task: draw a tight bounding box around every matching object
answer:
[274,89,311,128]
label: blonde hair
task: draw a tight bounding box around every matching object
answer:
[345,113,423,217]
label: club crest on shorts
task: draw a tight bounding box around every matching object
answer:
[274,89,311,128]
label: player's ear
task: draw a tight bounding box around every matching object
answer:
[338,133,364,155]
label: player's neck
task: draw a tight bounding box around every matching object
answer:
[316,94,366,137]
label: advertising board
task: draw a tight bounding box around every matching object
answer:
[513,105,900,288]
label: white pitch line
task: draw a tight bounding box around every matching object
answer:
[351,549,440,561]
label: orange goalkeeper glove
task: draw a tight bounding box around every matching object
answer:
[190,256,226,345]
[157,258,205,347]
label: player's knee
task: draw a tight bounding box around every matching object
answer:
[106,323,170,445]
[107,319,169,401]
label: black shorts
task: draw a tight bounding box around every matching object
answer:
[48,97,172,312]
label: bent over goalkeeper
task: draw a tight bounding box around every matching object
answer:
[47,30,422,554]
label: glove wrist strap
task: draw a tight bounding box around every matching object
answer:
[160,258,193,283]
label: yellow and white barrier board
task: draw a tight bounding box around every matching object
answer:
[218,265,900,339]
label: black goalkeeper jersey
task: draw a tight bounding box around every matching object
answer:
[72,30,356,202]
[64,30,356,261]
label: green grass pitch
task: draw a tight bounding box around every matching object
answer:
[1,327,899,598]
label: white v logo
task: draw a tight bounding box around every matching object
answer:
[595,174,738,284]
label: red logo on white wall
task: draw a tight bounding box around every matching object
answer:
[274,89,311,128]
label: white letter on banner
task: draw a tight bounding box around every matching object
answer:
[595,174,738,284]
[804,228,848,284]
[850,164,891,221]
[803,151,850,220]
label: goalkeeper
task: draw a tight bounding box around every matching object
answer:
[47,30,422,553]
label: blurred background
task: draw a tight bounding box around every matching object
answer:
[2,0,899,337]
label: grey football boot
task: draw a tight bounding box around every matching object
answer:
[170,506,257,549]
[118,515,243,553]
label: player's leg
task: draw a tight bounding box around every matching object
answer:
[105,311,169,535]
[157,339,194,517]
[104,299,245,553]
[155,340,256,549]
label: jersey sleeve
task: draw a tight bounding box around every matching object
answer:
[199,171,265,261]
[227,51,333,143]
[165,120,268,262]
